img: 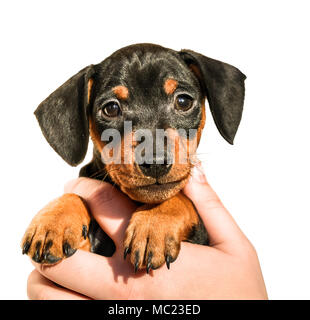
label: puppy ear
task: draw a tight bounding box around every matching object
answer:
[34,65,95,166]
[179,50,246,144]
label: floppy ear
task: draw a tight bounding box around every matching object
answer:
[179,50,246,144]
[34,65,95,166]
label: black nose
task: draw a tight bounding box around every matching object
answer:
[139,163,172,179]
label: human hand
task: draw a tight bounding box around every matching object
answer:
[27,165,268,300]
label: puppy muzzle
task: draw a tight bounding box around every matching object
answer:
[138,162,172,179]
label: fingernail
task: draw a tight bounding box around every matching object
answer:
[192,164,207,183]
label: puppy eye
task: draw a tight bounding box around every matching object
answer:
[175,94,193,111]
[99,101,121,118]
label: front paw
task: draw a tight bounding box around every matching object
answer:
[123,210,182,273]
[21,194,90,264]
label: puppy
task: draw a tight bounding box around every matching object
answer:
[21,43,246,272]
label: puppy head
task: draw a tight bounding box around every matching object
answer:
[35,44,246,203]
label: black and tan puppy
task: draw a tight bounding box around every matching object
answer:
[21,43,246,272]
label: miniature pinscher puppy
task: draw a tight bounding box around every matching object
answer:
[21,43,246,273]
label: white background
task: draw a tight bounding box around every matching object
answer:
[1,0,309,299]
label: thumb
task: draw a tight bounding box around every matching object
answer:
[64,178,137,246]
[183,164,245,248]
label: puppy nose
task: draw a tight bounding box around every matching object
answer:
[139,163,172,179]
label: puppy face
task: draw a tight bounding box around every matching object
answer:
[34,43,246,204]
[88,45,205,202]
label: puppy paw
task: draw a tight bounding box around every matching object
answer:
[21,194,91,264]
[123,209,182,273]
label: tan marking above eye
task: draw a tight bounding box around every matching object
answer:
[113,85,129,100]
[164,79,178,95]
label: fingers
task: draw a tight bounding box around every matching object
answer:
[27,269,89,300]
[33,250,134,300]
[64,178,137,245]
[33,244,226,300]
[183,164,246,249]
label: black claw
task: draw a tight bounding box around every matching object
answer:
[42,240,55,262]
[43,250,49,261]
[44,253,61,264]
[32,241,42,263]
[134,251,139,273]
[166,255,172,270]
[63,242,76,257]
[22,241,31,255]
[146,262,152,274]
[124,247,130,260]
[82,225,88,240]
[32,253,41,263]
[146,252,153,274]
[44,240,53,251]
[134,263,139,273]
